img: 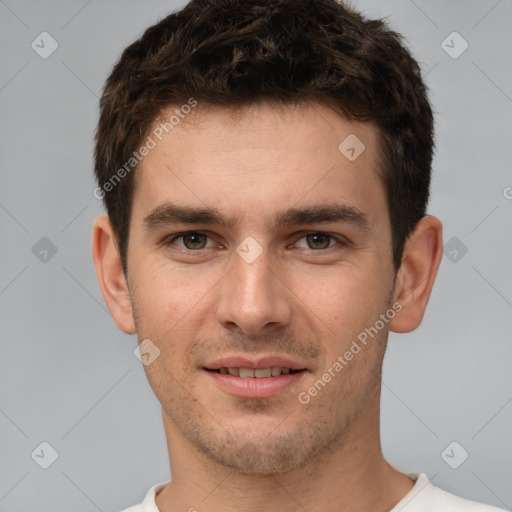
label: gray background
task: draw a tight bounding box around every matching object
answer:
[1,0,511,511]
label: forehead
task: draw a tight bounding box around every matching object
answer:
[133,101,387,229]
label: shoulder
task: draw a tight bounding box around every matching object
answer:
[115,481,169,512]
[429,482,508,511]
[397,473,508,512]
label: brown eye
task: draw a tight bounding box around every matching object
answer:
[166,231,213,250]
[294,233,343,250]
[305,233,332,250]
[182,232,207,249]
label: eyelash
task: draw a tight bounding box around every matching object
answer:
[162,231,348,253]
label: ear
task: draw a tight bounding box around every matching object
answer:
[91,215,136,334]
[389,215,443,333]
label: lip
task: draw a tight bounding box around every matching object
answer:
[204,368,307,398]
[203,355,308,371]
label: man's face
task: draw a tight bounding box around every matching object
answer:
[126,101,397,474]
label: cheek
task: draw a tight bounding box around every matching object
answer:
[132,264,222,366]
[290,263,388,327]
[134,259,204,316]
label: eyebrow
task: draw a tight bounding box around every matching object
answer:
[143,202,371,233]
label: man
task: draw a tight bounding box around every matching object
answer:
[91,0,506,511]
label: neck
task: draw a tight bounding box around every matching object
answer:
[155,386,414,512]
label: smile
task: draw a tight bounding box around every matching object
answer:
[207,367,302,378]
[204,367,307,398]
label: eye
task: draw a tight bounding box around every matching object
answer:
[294,232,345,250]
[165,231,216,250]
[162,231,347,253]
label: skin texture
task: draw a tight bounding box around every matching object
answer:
[92,101,443,512]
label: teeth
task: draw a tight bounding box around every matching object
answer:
[239,368,255,378]
[254,368,272,378]
[219,367,295,377]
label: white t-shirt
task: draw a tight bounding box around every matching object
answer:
[117,472,508,512]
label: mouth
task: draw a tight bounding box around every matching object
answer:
[203,366,307,398]
[204,367,304,378]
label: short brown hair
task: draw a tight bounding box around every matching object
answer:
[94,0,434,275]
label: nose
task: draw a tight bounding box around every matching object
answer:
[214,246,292,336]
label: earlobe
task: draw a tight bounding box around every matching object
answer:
[389,215,443,333]
[91,215,136,334]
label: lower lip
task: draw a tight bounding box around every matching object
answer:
[204,369,306,398]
